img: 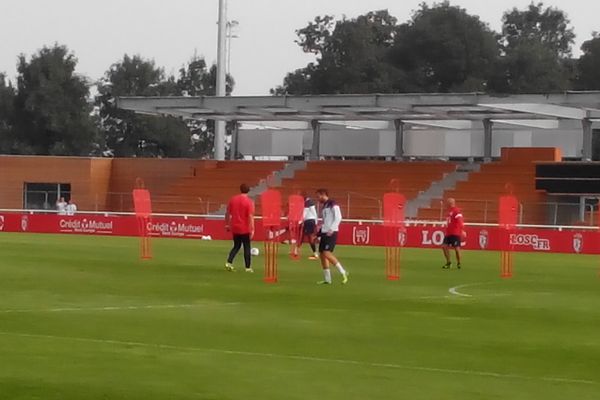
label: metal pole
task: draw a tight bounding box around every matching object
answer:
[311,120,321,160]
[394,119,404,161]
[582,118,593,161]
[579,196,586,222]
[214,0,227,160]
[483,119,493,161]
[229,121,239,160]
[347,193,350,219]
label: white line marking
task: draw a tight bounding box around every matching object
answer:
[0,331,595,386]
[448,283,479,297]
[417,295,451,300]
[448,281,518,298]
[0,303,239,314]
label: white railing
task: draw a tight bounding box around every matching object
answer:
[0,209,598,231]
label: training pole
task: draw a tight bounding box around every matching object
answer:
[383,188,406,281]
[261,188,282,283]
[499,194,518,278]
[132,179,153,260]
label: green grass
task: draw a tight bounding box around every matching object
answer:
[1,233,599,400]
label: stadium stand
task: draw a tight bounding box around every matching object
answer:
[151,161,285,214]
[0,149,564,224]
[274,161,457,220]
[417,148,560,224]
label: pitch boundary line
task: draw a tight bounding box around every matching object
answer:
[0,303,239,314]
[0,331,595,386]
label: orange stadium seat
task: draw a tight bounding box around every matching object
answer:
[416,148,559,224]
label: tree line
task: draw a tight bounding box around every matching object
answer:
[273,2,600,94]
[0,49,233,158]
[1,1,599,158]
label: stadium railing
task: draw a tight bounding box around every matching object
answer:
[0,208,598,232]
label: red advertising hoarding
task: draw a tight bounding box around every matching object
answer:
[0,212,597,255]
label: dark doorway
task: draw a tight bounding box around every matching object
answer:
[592,129,600,161]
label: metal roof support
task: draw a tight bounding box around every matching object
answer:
[394,119,405,161]
[230,121,240,160]
[582,118,593,161]
[311,120,321,161]
[483,118,493,161]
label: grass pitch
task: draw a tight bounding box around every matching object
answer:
[1,233,599,399]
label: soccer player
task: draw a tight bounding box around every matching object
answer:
[442,198,465,269]
[225,184,255,273]
[315,189,349,284]
[299,194,319,260]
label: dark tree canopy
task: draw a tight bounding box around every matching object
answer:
[276,2,586,96]
[273,10,403,95]
[97,54,235,158]
[500,2,575,58]
[0,74,15,153]
[575,34,600,90]
[96,54,191,158]
[275,3,498,94]
[489,2,575,93]
[10,44,97,155]
[392,1,498,92]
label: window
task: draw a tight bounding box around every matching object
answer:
[23,183,71,210]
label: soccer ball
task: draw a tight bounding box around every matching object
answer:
[250,247,260,256]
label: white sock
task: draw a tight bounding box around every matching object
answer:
[335,262,346,275]
[323,269,332,283]
[314,252,319,257]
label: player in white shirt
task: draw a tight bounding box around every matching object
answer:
[299,195,319,260]
[315,188,349,285]
[66,199,77,216]
[56,197,67,215]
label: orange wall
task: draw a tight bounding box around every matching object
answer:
[500,147,562,164]
[0,156,204,211]
[0,156,113,210]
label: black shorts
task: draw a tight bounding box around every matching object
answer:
[319,232,338,252]
[303,220,317,235]
[443,235,461,248]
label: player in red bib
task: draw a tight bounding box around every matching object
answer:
[225,184,255,273]
[442,198,465,269]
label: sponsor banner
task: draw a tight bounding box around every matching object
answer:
[1,213,599,255]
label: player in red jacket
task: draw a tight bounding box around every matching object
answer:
[225,184,255,273]
[442,198,465,269]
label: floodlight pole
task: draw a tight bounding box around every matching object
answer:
[215,0,227,160]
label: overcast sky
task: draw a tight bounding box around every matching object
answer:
[2,0,599,95]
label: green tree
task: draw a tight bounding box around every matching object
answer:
[273,10,405,94]
[97,54,193,158]
[0,73,15,153]
[575,33,600,90]
[391,1,499,92]
[175,56,235,158]
[98,54,234,158]
[490,2,575,93]
[11,44,97,155]
[500,2,575,58]
[177,57,234,96]
[275,5,498,95]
